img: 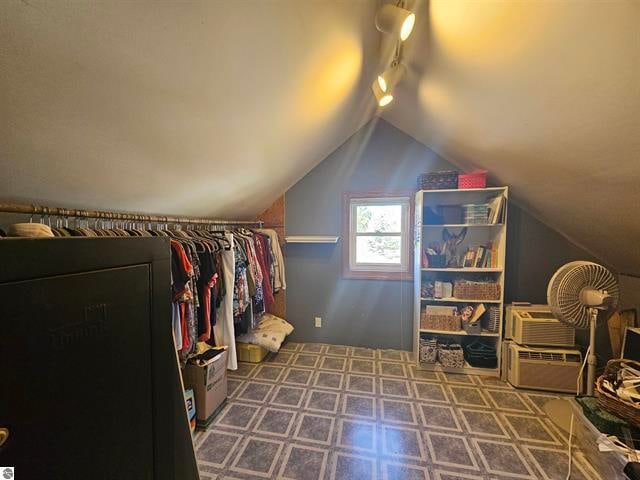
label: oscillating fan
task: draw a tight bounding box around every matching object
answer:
[547,261,620,395]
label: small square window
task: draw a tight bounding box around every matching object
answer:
[343,195,412,279]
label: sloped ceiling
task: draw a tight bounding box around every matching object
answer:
[0,0,380,218]
[384,0,640,274]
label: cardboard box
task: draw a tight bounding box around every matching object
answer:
[182,346,228,428]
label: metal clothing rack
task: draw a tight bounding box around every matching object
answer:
[0,202,263,228]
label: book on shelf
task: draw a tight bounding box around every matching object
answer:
[463,244,498,268]
[487,195,504,224]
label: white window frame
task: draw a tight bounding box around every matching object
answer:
[348,196,411,273]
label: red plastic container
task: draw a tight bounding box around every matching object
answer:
[458,171,487,189]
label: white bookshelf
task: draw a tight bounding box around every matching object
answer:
[413,186,508,377]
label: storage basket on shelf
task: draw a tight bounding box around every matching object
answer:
[418,171,458,190]
[419,338,438,364]
[426,254,446,268]
[464,341,497,368]
[458,171,487,189]
[453,280,501,300]
[482,306,501,333]
[437,343,465,368]
[421,312,461,331]
[462,319,482,334]
[596,359,640,428]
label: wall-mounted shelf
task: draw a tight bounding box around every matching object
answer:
[285,236,339,244]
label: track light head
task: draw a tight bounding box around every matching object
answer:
[371,79,394,107]
[377,63,406,93]
[375,4,415,41]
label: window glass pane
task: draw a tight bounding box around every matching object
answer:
[355,235,401,264]
[356,204,402,233]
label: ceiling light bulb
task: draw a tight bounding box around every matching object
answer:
[377,64,406,93]
[379,94,394,107]
[372,79,394,107]
[377,75,388,92]
[375,4,415,42]
[400,13,415,41]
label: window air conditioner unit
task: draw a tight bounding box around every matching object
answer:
[507,343,582,394]
[508,305,575,347]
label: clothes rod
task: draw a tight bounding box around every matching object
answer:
[0,202,263,226]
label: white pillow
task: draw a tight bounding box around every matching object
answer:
[258,314,294,335]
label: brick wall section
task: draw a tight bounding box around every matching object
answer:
[258,195,286,319]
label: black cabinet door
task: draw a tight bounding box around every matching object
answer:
[0,265,154,479]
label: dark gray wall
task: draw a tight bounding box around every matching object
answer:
[504,203,602,304]
[284,118,638,353]
[285,119,452,350]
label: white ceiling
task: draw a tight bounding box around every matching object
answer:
[0,0,380,218]
[2,0,639,274]
[384,0,640,274]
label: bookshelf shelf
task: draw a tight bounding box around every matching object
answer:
[423,223,504,228]
[421,297,502,304]
[420,187,507,194]
[419,328,500,337]
[413,186,508,379]
[417,362,499,376]
[421,267,503,273]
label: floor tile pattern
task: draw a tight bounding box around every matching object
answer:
[195,342,594,479]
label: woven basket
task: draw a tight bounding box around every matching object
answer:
[419,339,438,363]
[438,343,465,368]
[483,306,501,333]
[418,171,458,190]
[453,281,501,300]
[421,313,461,331]
[596,359,640,428]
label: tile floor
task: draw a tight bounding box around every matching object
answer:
[194,342,598,480]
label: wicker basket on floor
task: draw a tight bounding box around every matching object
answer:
[438,343,465,368]
[596,359,640,428]
[419,339,438,363]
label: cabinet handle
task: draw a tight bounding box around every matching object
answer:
[0,428,9,447]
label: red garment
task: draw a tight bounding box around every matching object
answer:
[198,273,218,342]
[254,234,274,310]
[180,302,189,352]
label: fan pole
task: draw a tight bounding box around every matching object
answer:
[587,308,598,396]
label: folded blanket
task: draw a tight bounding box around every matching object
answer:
[236,314,294,352]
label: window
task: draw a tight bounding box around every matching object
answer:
[343,193,412,280]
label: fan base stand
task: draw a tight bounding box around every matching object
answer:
[587,308,598,397]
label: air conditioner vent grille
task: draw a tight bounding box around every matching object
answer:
[518,351,566,362]
[521,322,575,346]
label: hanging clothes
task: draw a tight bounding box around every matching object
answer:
[257,228,286,293]
[214,232,238,370]
[254,233,275,312]
[36,219,284,372]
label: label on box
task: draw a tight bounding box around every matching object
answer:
[206,363,216,384]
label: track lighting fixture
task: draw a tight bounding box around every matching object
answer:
[377,63,406,93]
[371,79,394,107]
[375,4,415,41]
